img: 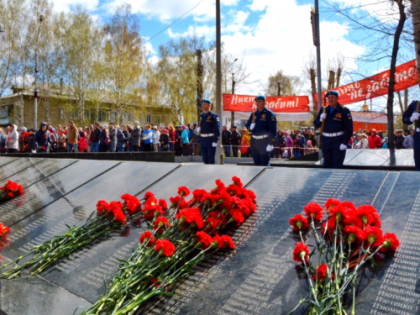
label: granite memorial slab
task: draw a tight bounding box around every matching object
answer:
[0,272,91,315]
[38,164,264,304]
[0,157,18,168]
[0,160,118,226]
[0,158,76,189]
[0,158,44,179]
[144,168,389,315]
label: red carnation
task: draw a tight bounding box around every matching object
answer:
[154,239,176,257]
[380,233,400,252]
[228,209,245,227]
[212,234,235,249]
[313,264,328,280]
[322,217,336,236]
[144,191,155,200]
[196,231,213,249]
[178,186,190,197]
[110,201,126,224]
[142,203,164,220]
[227,185,243,196]
[325,198,341,212]
[175,208,204,230]
[293,242,310,263]
[304,202,324,220]
[344,214,363,229]
[158,199,168,211]
[289,214,309,232]
[192,189,208,203]
[212,179,227,195]
[97,200,110,214]
[154,216,171,233]
[0,223,10,237]
[330,204,348,222]
[341,201,356,211]
[343,226,365,243]
[364,226,383,247]
[356,205,379,226]
[140,231,155,246]
[121,194,141,215]
[232,176,243,188]
[204,211,225,231]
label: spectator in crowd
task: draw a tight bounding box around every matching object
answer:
[231,126,241,158]
[395,129,405,149]
[382,137,389,148]
[19,127,29,152]
[6,123,19,153]
[152,126,160,152]
[368,129,382,149]
[240,128,251,158]
[190,125,201,156]
[142,124,154,152]
[353,134,361,148]
[221,125,231,157]
[160,128,170,152]
[354,133,368,149]
[305,140,316,155]
[403,129,415,149]
[377,130,384,141]
[57,125,67,152]
[0,128,6,153]
[99,124,109,152]
[181,125,190,156]
[67,120,79,153]
[27,129,35,153]
[34,122,50,153]
[108,123,117,152]
[90,123,101,153]
[126,125,133,151]
[168,125,175,152]
[293,132,305,158]
[49,126,58,152]
[78,128,88,153]
[116,125,126,152]
[273,130,284,159]
[174,126,182,156]
[132,122,141,152]
[283,131,294,158]
[305,128,317,147]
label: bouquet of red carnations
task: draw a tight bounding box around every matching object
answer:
[0,180,23,201]
[0,200,127,278]
[288,199,400,315]
[0,222,10,252]
[82,177,257,315]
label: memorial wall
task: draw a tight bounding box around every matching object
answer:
[0,158,417,315]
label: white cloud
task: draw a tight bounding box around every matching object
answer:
[51,0,99,13]
[223,10,250,33]
[168,25,215,39]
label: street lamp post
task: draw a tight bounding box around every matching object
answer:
[34,15,43,130]
[216,0,222,164]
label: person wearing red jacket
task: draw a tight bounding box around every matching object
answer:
[368,129,382,149]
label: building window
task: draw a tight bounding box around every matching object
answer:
[84,109,91,120]
[59,108,65,120]
[0,106,9,118]
[110,111,116,122]
[155,115,160,125]
[122,113,131,121]
[70,110,78,119]
[98,110,106,121]
[146,114,151,123]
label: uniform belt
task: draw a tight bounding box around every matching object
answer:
[323,131,344,137]
[201,133,215,137]
[252,134,269,140]
[416,128,420,132]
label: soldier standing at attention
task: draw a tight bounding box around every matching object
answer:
[403,98,420,170]
[245,95,277,166]
[197,99,221,164]
[314,91,353,168]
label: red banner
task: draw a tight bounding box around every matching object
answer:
[314,59,419,110]
[223,94,310,112]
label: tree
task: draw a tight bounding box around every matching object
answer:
[410,0,420,79]
[266,71,301,96]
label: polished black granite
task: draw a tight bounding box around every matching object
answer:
[0,159,76,188]
[145,168,389,315]
[0,158,44,179]
[0,157,18,168]
[0,160,118,226]
[40,164,264,303]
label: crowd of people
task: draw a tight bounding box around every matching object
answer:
[0,120,415,157]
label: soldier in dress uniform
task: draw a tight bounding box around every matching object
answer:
[403,98,420,170]
[197,99,221,164]
[314,90,353,168]
[245,95,277,166]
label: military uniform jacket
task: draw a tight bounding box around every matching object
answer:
[314,104,353,145]
[245,108,277,145]
[403,100,420,149]
[200,111,221,143]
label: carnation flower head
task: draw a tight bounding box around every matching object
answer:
[0,223,10,237]
[211,179,227,195]
[192,189,208,203]
[204,211,225,231]
[313,264,328,281]
[231,176,243,188]
[211,234,235,249]
[158,199,168,211]
[325,198,340,212]
[196,231,213,249]
[227,184,243,196]
[293,242,310,263]
[142,203,164,220]
[330,204,349,223]
[96,200,110,214]
[154,216,171,233]
[140,231,155,246]
[178,186,190,197]
[380,233,400,252]
[144,191,155,201]
[154,239,176,257]
[121,194,141,215]
[175,208,204,230]
[304,202,324,220]
[289,214,309,232]
[364,226,383,247]
[356,205,379,226]
[228,209,245,227]
[341,201,356,211]
[344,226,365,243]
[344,214,363,229]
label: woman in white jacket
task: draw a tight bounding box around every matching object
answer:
[354,133,368,149]
[6,124,19,153]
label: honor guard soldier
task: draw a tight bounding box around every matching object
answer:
[403,98,420,170]
[197,99,221,164]
[245,95,277,166]
[314,90,353,168]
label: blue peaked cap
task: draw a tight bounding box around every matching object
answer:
[201,99,212,104]
[325,90,339,98]
[255,95,266,101]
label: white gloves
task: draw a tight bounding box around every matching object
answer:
[410,113,420,122]
[340,144,347,151]
[266,144,274,152]
[212,142,217,147]
[250,123,256,130]
[196,127,201,133]
[320,113,327,121]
